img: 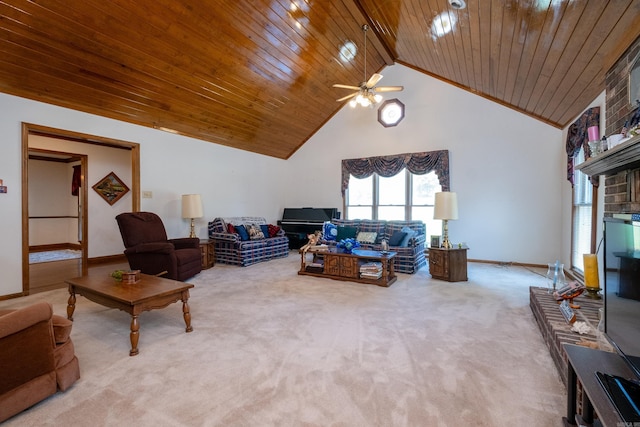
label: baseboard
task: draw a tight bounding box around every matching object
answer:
[87,254,127,266]
[467,259,548,269]
[29,243,82,252]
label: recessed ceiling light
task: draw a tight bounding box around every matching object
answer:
[339,41,357,63]
[431,12,457,38]
[449,0,466,9]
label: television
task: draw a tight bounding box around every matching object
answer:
[599,217,640,422]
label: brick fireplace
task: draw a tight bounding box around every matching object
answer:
[603,36,640,216]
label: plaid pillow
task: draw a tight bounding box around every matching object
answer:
[267,224,281,238]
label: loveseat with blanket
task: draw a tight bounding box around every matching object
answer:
[208,217,289,266]
[320,219,427,274]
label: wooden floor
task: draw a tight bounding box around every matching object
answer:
[29,258,129,294]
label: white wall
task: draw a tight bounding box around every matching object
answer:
[28,159,78,246]
[0,63,573,297]
[28,135,133,258]
[286,65,564,265]
[0,92,287,297]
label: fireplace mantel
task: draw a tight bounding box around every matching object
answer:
[575,134,640,177]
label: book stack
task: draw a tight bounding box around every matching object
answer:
[360,262,383,279]
[305,261,324,273]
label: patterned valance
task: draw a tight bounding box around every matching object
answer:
[566,106,599,186]
[341,150,450,196]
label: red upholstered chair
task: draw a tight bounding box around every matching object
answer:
[115,212,202,281]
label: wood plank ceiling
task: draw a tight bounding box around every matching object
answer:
[0,0,639,159]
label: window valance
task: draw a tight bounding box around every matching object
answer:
[566,106,599,186]
[341,150,450,196]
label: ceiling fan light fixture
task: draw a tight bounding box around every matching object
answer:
[333,24,403,108]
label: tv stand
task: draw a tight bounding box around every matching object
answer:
[563,344,637,426]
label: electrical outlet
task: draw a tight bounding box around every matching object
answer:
[142,191,152,198]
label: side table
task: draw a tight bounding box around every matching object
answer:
[428,247,468,282]
[199,239,215,269]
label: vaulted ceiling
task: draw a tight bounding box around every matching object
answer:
[1,1,639,159]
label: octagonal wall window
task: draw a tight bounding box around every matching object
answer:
[377,99,405,127]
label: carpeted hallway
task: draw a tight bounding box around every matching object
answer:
[0,254,565,426]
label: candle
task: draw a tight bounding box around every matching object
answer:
[583,254,600,289]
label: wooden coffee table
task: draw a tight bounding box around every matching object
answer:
[65,273,194,356]
[299,248,397,287]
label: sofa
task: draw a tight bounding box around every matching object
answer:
[208,217,289,266]
[0,302,80,422]
[320,219,427,274]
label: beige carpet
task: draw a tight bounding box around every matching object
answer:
[0,255,565,426]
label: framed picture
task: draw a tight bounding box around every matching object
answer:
[92,172,129,205]
[430,235,441,248]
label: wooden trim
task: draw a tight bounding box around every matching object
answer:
[0,292,27,302]
[466,258,549,269]
[29,154,81,163]
[131,143,141,211]
[29,216,79,219]
[87,254,127,266]
[25,123,138,150]
[29,243,82,252]
[21,124,29,296]
[22,122,141,292]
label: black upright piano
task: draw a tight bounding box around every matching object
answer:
[278,207,340,249]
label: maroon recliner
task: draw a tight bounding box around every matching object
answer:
[115,212,202,281]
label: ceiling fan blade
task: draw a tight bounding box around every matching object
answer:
[374,86,404,93]
[365,73,383,88]
[333,84,361,90]
[336,93,358,102]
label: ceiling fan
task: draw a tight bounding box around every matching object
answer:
[334,24,403,108]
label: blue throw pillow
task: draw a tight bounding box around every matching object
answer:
[260,224,270,238]
[389,231,407,247]
[400,226,417,247]
[323,221,338,241]
[235,224,250,241]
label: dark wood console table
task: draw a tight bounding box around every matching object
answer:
[563,343,632,426]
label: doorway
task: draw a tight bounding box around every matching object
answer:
[27,150,87,293]
[22,123,140,295]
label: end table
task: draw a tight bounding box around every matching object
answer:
[428,247,468,282]
[199,239,215,269]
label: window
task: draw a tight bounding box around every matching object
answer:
[377,99,405,127]
[345,170,443,236]
[571,147,594,272]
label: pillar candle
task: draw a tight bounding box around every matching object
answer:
[583,254,600,289]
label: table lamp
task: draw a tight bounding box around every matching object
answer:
[181,194,203,238]
[434,191,458,249]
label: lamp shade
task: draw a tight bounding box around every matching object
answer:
[433,192,459,220]
[181,194,203,219]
